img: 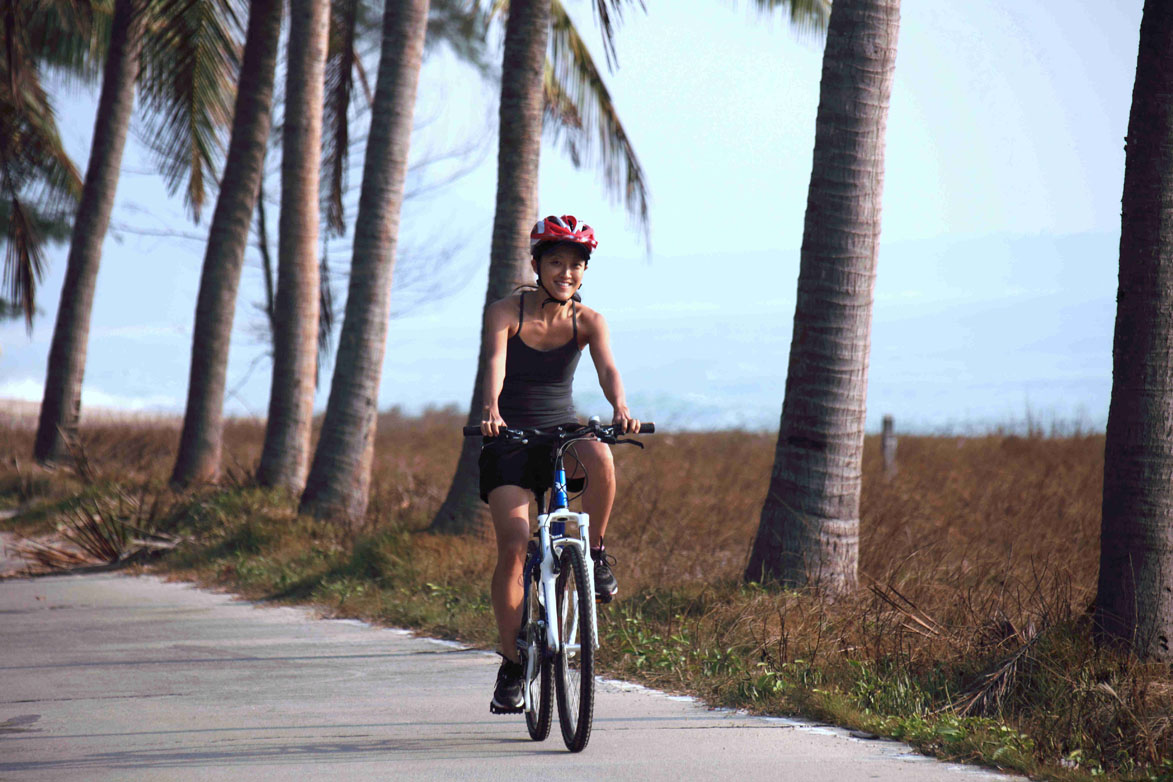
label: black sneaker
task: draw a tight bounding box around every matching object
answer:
[489,656,524,714]
[592,548,618,603]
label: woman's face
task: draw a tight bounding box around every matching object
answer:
[533,244,587,301]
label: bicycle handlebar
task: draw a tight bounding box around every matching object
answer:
[462,421,655,438]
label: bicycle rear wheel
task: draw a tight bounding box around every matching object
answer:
[524,558,552,741]
[554,545,595,752]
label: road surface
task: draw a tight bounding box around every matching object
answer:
[0,566,1017,781]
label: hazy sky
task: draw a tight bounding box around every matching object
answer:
[0,0,1144,432]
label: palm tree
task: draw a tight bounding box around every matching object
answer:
[1096,0,1173,662]
[34,0,242,464]
[248,0,490,495]
[34,0,148,464]
[428,0,642,534]
[255,0,332,492]
[429,0,830,534]
[170,0,283,487]
[744,0,900,596]
[299,0,432,521]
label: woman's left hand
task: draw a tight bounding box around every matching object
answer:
[613,407,640,434]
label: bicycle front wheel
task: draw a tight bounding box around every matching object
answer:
[554,545,595,752]
[524,561,552,741]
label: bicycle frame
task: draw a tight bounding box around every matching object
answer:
[519,449,600,714]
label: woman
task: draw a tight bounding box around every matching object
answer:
[479,215,640,713]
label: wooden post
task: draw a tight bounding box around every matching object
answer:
[881,415,897,477]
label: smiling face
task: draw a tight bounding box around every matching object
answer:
[532,243,588,301]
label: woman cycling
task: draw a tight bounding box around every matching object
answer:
[479,214,640,714]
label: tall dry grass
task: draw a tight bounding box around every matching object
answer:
[1,409,1169,780]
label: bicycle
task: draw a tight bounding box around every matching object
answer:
[463,417,655,752]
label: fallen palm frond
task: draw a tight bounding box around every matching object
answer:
[867,579,945,639]
[8,535,93,570]
[10,488,182,572]
[948,622,1042,717]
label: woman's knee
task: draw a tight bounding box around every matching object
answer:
[575,441,614,483]
[495,520,530,558]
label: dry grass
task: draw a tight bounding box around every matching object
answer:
[1,409,1170,780]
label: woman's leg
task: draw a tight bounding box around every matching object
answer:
[571,441,614,548]
[488,484,532,662]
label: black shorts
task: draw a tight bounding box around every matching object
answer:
[478,438,586,503]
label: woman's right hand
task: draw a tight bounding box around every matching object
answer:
[481,405,507,437]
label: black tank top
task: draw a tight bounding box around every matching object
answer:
[498,292,581,428]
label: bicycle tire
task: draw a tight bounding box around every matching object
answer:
[554,545,595,752]
[524,561,552,741]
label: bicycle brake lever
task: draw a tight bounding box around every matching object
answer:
[613,437,644,449]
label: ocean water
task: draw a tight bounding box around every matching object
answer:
[1,231,1119,435]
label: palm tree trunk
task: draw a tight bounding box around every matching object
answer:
[34,0,147,465]
[299,0,431,522]
[256,0,331,492]
[429,0,551,534]
[1096,0,1173,662]
[171,0,283,487]
[744,0,900,596]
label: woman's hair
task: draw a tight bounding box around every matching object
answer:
[531,239,591,263]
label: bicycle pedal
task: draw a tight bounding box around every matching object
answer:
[595,589,616,604]
[489,701,524,715]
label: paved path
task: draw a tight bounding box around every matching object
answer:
[0,570,1016,781]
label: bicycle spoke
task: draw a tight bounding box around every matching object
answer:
[555,545,595,752]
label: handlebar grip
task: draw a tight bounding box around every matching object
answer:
[638,422,655,434]
[463,425,482,436]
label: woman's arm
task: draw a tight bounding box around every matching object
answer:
[585,310,640,433]
[481,299,512,436]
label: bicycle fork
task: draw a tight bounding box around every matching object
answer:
[539,510,601,654]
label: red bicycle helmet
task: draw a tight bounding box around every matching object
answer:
[530,215,598,258]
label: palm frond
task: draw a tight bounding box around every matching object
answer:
[323,0,361,236]
[11,488,182,571]
[949,624,1042,717]
[485,0,645,70]
[17,0,106,79]
[0,55,82,199]
[542,61,579,154]
[256,174,275,331]
[546,0,649,247]
[740,0,830,38]
[137,0,244,223]
[426,0,494,76]
[589,0,644,70]
[0,296,25,320]
[316,248,335,386]
[5,1,33,100]
[0,127,72,330]
[0,198,72,243]
[0,41,82,328]
[1,194,45,329]
[3,0,99,119]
